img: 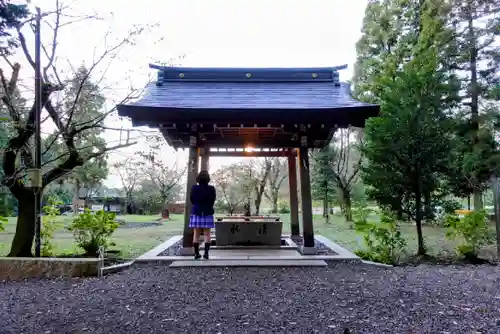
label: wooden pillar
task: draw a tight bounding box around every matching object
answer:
[181,129,200,254]
[298,135,316,253]
[200,147,209,172]
[288,149,300,238]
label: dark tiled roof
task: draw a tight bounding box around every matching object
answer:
[117,65,379,127]
[129,81,370,110]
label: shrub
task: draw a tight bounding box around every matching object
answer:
[444,210,494,262]
[0,216,6,232]
[68,209,120,257]
[440,199,462,215]
[354,210,407,265]
[429,199,462,226]
[41,199,63,256]
[352,203,373,224]
[278,200,290,214]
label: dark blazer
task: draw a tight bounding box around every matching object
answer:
[190,184,216,216]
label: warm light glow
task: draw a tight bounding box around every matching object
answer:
[244,145,254,152]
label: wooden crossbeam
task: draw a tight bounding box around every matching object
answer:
[208,149,296,157]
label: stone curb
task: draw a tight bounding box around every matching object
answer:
[100,261,134,275]
[361,260,394,268]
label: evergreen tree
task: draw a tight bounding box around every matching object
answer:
[356,0,460,255]
[0,1,29,56]
[446,0,500,210]
[311,148,336,222]
[43,66,109,211]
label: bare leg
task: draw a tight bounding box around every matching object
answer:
[203,228,211,244]
[192,228,200,244]
[203,228,211,259]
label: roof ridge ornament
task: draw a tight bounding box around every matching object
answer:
[150,64,348,84]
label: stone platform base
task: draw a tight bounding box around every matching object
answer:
[179,247,194,256]
[0,257,101,281]
[299,246,317,255]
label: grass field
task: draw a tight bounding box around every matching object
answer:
[1,211,489,260]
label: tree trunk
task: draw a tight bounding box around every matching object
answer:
[396,207,404,220]
[323,194,330,224]
[424,192,433,221]
[72,180,80,215]
[323,196,328,217]
[8,193,36,257]
[339,188,353,222]
[254,193,263,216]
[344,193,353,222]
[271,196,278,214]
[415,189,426,256]
[467,196,471,210]
[473,190,483,212]
[468,7,482,213]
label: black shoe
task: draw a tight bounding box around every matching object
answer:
[203,244,210,259]
[194,243,201,260]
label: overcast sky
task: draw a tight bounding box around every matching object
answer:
[20,0,368,188]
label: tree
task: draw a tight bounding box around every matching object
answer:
[0,1,29,57]
[331,128,363,221]
[235,159,272,215]
[139,147,186,207]
[264,158,287,213]
[213,165,246,215]
[0,4,148,256]
[48,66,110,212]
[43,178,73,206]
[113,157,143,214]
[311,148,336,222]
[446,0,500,210]
[237,161,256,214]
[253,159,272,215]
[356,0,460,255]
[0,1,29,217]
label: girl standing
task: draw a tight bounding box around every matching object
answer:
[189,171,216,259]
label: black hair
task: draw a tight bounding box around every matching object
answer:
[196,171,210,185]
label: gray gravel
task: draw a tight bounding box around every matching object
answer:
[159,239,183,256]
[1,263,500,333]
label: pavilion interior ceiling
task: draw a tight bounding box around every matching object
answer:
[154,122,336,149]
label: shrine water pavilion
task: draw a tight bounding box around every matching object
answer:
[117,64,379,256]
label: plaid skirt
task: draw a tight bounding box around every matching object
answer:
[189,215,215,229]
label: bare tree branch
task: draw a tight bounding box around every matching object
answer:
[16,27,35,68]
[43,141,137,187]
[66,27,145,127]
[41,0,61,82]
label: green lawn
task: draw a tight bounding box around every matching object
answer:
[0,214,182,259]
[0,212,482,260]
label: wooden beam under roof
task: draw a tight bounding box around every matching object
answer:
[208,148,296,157]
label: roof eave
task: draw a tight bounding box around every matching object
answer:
[117,104,380,128]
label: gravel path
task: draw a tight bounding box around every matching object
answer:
[1,263,500,333]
